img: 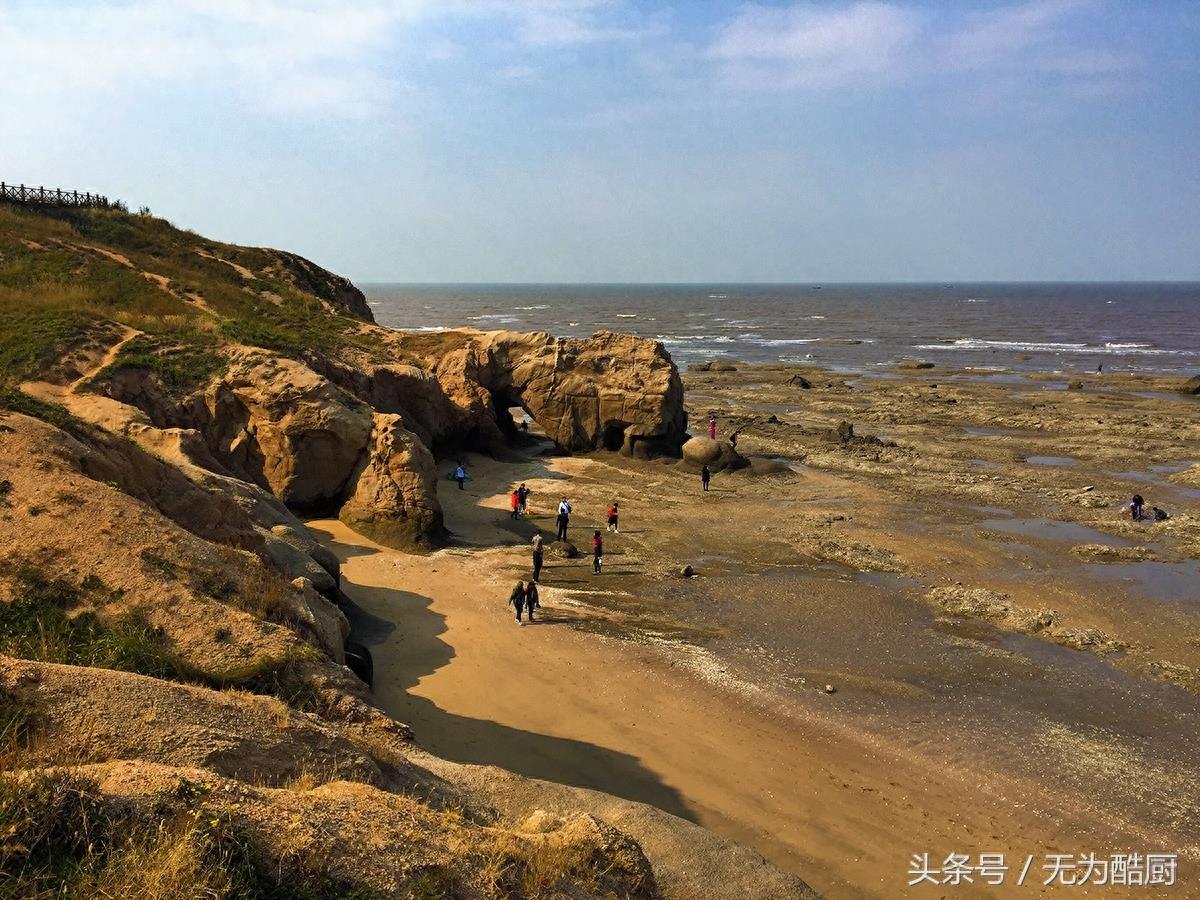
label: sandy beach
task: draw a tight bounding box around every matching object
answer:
[309,362,1200,898]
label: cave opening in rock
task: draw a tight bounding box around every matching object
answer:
[602,423,627,452]
[490,389,551,451]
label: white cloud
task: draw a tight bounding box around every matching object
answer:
[940,0,1092,69]
[0,0,650,119]
[708,0,1139,99]
[710,2,921,90]
[0,1,432,118]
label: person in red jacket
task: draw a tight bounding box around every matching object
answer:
[510,489,520,519]
[591,530,603,575]
[606,501,619,533]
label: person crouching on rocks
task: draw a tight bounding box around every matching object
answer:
[510,489,521,519]
[510,581,526,624]
[1130,494,1145,521]
[531,533,544,583]
[524,581,540,622]
[592,530,603,575]
[607,501,619,533]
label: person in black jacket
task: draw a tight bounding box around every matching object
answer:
[524,581,540,622]
[531,533,544,583]
[701,464,711,492]
[556,499,571,541]
[510,581,526,624]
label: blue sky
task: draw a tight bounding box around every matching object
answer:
[2,1,1197,282]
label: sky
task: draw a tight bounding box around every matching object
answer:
[2,0,1198,283]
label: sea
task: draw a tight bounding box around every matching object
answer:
[361,283,1200,377]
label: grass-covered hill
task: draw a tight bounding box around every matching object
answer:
[0,201,381,398]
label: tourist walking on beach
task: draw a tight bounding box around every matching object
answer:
[454,463,468,490]
[708,414,718,440]
[531,533,544,582]
[556,498,572,541]
[524,581,539,622]
[518,483,530,515]
[607,501,619,533]
[701,464,711,492]
[510,581,526,624]
[592,530,603,574]
[510,489,520,519]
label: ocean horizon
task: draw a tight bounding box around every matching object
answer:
[362,281,1200,376]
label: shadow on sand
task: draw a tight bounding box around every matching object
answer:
[315,525,697,825]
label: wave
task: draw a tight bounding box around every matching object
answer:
[616,313,638,318]
[405,325,452,332]
[806,315,826,319]
[656,335,734,345]
[469,314,521,322]
[513,305,550,310]
[913,338,1194,356]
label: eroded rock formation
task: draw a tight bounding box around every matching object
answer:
[340,412,444,549]
[476,330,688,456]
[90,328,687,550]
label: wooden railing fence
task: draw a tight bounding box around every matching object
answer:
[0,182,118,209]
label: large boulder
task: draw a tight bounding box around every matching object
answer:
[339,413,444,550]
[679,437,748,473]
[1179,374,1200,395]
[475,331,688,456]
[203,353,373,508]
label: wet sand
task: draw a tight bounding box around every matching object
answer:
[311,363,1200,898]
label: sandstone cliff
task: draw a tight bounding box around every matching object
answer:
[0,203,814,898]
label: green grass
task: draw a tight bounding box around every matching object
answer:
[0,688,35,767]
[0,566,322,706]
[0,203,376,370]
[94,335,226,396]
[0,567,187,679]
[0,386,94,440]
[0,305,99,383]
[0,771,385,900]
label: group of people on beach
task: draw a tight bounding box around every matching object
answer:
[509,579,539,624]
[499,413,735,624]
[509,483,530,519]
[1129,494,1169,522]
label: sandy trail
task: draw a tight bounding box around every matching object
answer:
[310,455,1172,898]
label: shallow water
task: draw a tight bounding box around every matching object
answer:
[1083,561,1200,604]
[1026,455,1076,466]
[963,425,1029,437]
[969,458,1003,468]
[853,571,921,591]
[980,517,1132,546]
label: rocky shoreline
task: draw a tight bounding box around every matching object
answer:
[0,204,814,899]
[3,202,1198,897]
